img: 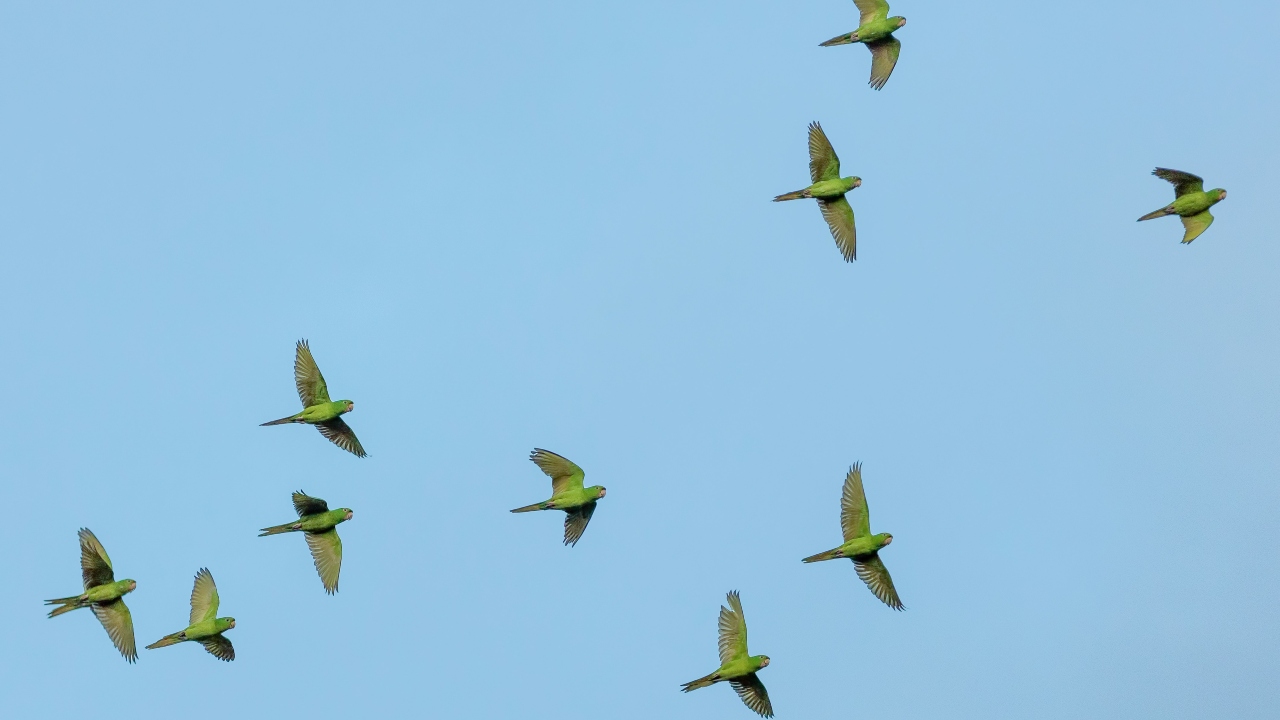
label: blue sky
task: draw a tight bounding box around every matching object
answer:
[2,1,1278,717]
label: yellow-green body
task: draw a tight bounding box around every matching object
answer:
[44,528,138,663]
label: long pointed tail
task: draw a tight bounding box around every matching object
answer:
[258,522,299,536]
[773,188,811,202]
[1138,207,1173,222]
[145,631,186,650]
[819,31,857,47]
[509,501,548,513]
[801,546,845,563]
[260,415,300,426]
[45,596,84,618]
[681,672,720,692]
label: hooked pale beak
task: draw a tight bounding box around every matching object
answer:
[898,18,907,27]
[345,510,354,520]
[228,619,236,628]
[599,488,607,498]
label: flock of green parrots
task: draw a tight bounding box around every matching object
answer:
[43,2,1231,716]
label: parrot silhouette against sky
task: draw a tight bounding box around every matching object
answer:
[145,568,237,661]
[820,0,907,90]
[774,122,862,262]
[45,528,138,663]
[681,591,774,718]
[1138,168,1227,244]
[802,463,904,610]
[262,339,367,458]
[260,491,353,594]
[510,449,606,547]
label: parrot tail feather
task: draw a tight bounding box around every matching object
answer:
[681,672,720,692]
[819,32,857,47]
[773,189,811,202]
[1137,207,1172,222]
[45,596,84,617]
[258,522,299,536]
[260,416,299,426]
[801,547,844,563]
[145,632,186,650]
[509,501,548,513]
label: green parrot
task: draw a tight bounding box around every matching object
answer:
[774,122,861,262]
[45,528,138,663]
[260,491,353,594]
[510,448,606,547]
[261,339,367,458]
[802,463,904,610]
[145,568,237,661]
[820,0,907,90]
[681,591,774,718]
[1137,168,1227,243]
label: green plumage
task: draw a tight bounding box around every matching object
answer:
[820,0,908,90]
[774,122,862,262]
[510,449,606,546]
[681,591,774,718]
[145,568,237,661]
[801,463,904,610]
[1137,168,1227,243]
[261,339,367,457]
[44,528,138,663]
[260,491,353,594]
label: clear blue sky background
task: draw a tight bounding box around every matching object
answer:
[2,1,1278,718]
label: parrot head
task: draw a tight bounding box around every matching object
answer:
[758,656,771,668]
[341,400,354,413]
[1215,189,1228,201]
[847,176,863,191]
[225,618,237,629]
[343,509,355,521]
[880,533,894,548]
[595,486,607,499]
[893,16,907,28]
[125,579,137,592]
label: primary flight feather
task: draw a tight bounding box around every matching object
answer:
[261,339,367,457]
[680,591,774,718]
[260,491,353,594]
[774,122,862,262]
[802,463,904,610]
[44,528,138,663]
[510,449,606,547]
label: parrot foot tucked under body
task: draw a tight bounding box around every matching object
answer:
[820,0,907,90]
[680,591,774,718]
[260,491,352,594]
[1137,168,1227,244]
[261,339,367,457]
[511,449,606,547]
[45,528,138,663]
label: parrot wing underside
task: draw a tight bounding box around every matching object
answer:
[839,463,871,542]
[305,529,343,594]
[317,418,367,458]
[92,599,137,662]
[294,339,332,407]
[78,528,115,589]
[563,502,597,547]
[189,568,220,625]
[530,448,585,495]
[731,673,775,718]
